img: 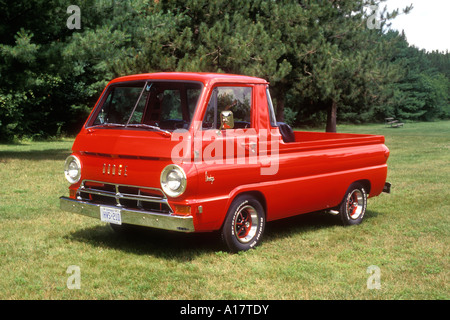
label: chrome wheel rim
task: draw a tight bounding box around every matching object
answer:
[347,190,364,220]
[234,205,258,243]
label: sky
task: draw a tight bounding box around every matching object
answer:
[382,0,450,52]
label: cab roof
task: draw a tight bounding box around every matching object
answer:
[109,72,269,86]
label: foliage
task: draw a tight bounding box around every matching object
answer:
[0,0,449,141]
[283,107,298,128]
[386,33,450,121]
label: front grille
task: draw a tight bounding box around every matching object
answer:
[77,180,172,214]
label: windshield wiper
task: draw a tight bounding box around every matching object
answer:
[126,123,171,137]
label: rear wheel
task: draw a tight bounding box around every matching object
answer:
[339,183,367,226]
[221,195,265,252]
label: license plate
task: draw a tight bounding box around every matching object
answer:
[100,206,122,225]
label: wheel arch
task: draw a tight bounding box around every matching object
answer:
[354,179,371,195]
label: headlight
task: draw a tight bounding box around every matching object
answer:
[160,164,187,198]
[64,155,81,184]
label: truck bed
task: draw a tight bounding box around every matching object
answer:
[279,131,385,152]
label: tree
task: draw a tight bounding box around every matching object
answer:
[285,0,412,132]
[386,31,450,121]
[0,0,142,140]
[0,0,67,140]
[0,0,447,141]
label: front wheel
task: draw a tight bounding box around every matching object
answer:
[221,195,265,252]
[339,183,367,226]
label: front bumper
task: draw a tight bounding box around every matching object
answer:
[60,196,195,232]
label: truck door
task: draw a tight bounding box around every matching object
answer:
[194,85,261,219]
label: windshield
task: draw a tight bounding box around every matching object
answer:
[90,81,202,131]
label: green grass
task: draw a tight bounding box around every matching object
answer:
[0,122,448,300]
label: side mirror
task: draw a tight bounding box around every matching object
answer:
[220,110,234,129]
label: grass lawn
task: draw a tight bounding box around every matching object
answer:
[0,121,448,300]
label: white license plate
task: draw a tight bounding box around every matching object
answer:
[100,206,122,225]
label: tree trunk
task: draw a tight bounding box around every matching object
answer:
[326,100,337,133]
[276,92,285,123]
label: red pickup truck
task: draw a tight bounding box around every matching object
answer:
[60,72,390,252]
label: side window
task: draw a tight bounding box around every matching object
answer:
[202,86,252,130]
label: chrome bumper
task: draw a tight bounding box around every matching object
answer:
[60,196,195,232]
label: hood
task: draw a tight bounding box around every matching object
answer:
[70,128,194,192]
[72,128,188,160]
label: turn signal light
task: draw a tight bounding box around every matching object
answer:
[69,189,77,199]
[174,205,191,216]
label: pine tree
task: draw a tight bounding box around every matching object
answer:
[1,0,446,141]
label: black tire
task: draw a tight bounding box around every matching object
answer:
[221,195,265,252]
[339,183,367,226]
